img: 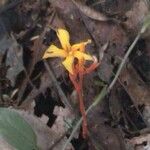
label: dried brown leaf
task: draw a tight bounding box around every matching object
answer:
[124,0,149,36]
[119,64,150,106]
[0,0,8,6]
[0,34,24,86]
[88,103,126,150]
[71,0,109,21]
[129,133,150,150]
[14,109,74,150]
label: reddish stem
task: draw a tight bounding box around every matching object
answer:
[69,72,88,138]
[83,62,100,75]
[78,72,88,138]
[69,60,99,138]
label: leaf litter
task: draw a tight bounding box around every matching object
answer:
[0,0,150,150]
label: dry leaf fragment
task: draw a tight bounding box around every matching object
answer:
[0,34,24,86]
[14,109,74,150]
[119,64,150,106]
[124,0,149,36]
[129,133,150,150]
[71,0,109,21]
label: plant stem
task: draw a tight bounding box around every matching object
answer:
[78,90,87,138]
[78,73,88,138]
[69,71,88,138]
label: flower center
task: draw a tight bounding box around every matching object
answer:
[69,51,74,56]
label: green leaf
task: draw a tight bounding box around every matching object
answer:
[0,108,39,150]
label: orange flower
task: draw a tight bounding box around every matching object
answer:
[43,28,93,74]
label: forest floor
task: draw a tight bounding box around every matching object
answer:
[0,0,150,150]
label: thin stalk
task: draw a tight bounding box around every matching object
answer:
[78,72,87,138]
[69,72,88,138]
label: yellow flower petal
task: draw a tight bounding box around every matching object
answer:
[62,55,74,74]
[71,39,91,52]
[57,28,71,50]
[43,45,67,59]
[74,51,93,61]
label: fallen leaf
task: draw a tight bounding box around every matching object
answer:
[71,0,109,22]
[0,34,24,86]
[124,0,149,36]
[119,64,150,106]
[88,102,126,150]
[16,107,73,150]
[52,106,76,135]
[129,133,150,150]
[6,36,24,86]
[0,0,9,7]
